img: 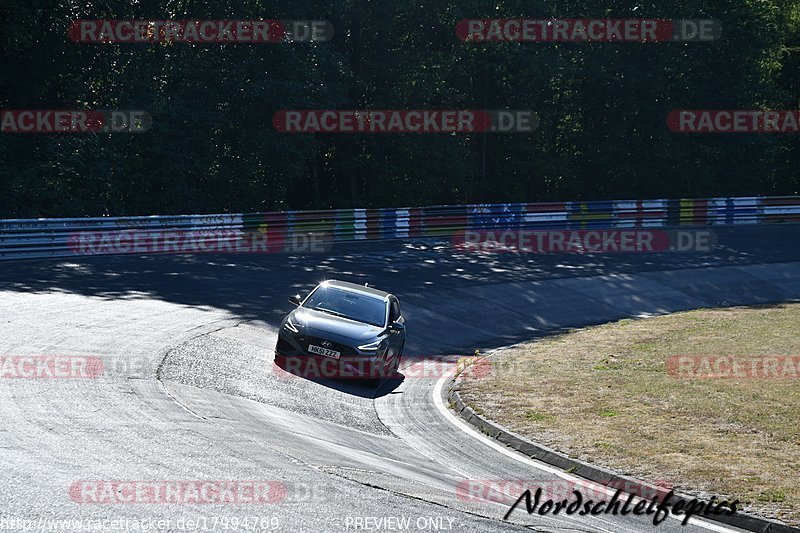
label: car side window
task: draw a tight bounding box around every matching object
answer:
[390,300,402,322]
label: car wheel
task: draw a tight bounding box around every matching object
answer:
[387,343,403,377]
[389,353,400,376]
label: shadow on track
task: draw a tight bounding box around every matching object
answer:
[273,355,404,398]
[2,226,797,327]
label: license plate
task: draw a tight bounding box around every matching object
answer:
[308,344,341,359]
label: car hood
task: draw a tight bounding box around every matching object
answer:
[290,308,385,342]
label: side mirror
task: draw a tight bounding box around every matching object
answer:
[389,321,405,333]
[288,295,301,307]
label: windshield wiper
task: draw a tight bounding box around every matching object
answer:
[313,306,352,320]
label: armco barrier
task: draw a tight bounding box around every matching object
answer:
[0,196,798,261]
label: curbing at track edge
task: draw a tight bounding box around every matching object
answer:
[445,369,800,533]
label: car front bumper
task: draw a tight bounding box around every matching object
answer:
[275,329,387,379]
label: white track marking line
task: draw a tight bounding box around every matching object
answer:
[432,373,739,533]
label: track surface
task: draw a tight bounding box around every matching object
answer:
[1,224,799,533]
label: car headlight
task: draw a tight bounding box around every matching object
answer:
[284,317,299,333]
[358,337,386,352]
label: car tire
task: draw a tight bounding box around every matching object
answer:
[387,343,403,377]
[389,353,400,377]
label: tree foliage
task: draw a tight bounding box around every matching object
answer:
[0,0,797,216]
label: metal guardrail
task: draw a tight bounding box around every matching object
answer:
[1,196,798,260]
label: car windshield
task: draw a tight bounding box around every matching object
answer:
[303,286,387,327]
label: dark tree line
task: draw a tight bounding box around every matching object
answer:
[0,0,798,217]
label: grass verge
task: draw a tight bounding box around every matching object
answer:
[457,303,800,525]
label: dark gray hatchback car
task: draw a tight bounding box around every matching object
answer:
[275,280,406,379]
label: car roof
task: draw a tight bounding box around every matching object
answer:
[323,280,392,300]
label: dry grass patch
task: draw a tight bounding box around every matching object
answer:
[458,303,800,525]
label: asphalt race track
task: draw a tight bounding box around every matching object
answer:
[1,224,799,533]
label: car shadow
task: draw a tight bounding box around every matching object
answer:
[273,355,404,398]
